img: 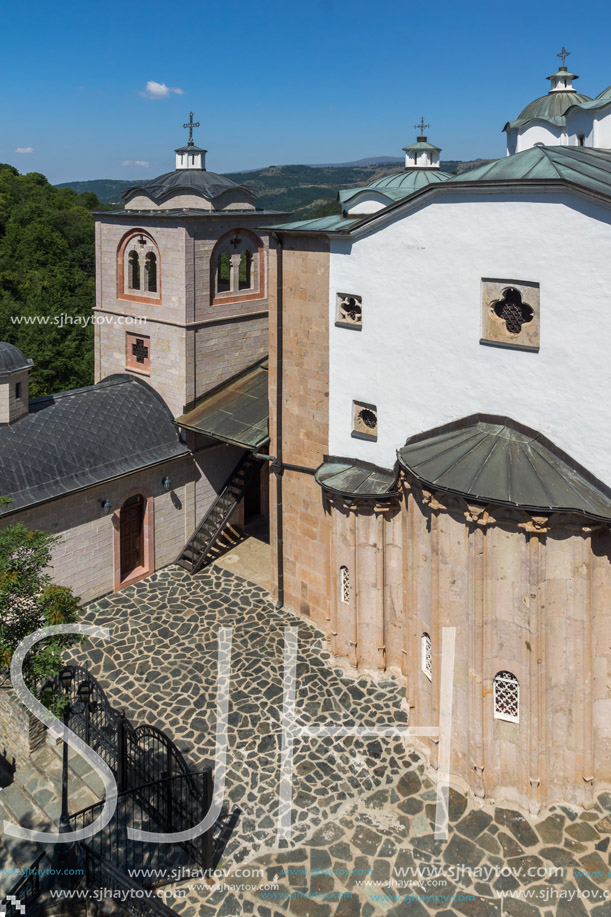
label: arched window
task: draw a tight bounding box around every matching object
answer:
[239,250,253,290]
[493,671,519,723]
[128,251,140,290]
[119,232,161,302]
[340,565,350,603]
[217,252,231,293]
[211,229,264,304]
[421,633,432,681]
[145,252,157,292]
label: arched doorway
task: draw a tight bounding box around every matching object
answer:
[120,494,144,581]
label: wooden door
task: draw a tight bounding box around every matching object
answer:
[120,496,144,580]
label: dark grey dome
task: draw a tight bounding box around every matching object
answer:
[0,341,31,376]
[122,169,256,206]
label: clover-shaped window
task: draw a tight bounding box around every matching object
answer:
[492,288,534,335]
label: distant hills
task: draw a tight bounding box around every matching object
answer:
[56,158,493,220]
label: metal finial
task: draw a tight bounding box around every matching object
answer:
[414,116,430,136]
[182,112,200,143]
[557,46,570,67]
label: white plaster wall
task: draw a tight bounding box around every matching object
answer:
[566,108,596,146]
[328,189,611,486]
[594,108,611,147]
[347,193,389,215]
[515,122,564,151]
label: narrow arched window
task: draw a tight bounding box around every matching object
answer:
[239,250,253,290]
[421,633,432,681]
[494,671,519,723]
[217,252,231,293]
[340,565,350,603]
[145,252,157,292]
[128,251,140,290]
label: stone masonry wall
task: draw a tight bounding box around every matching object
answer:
[0,687,45,769]
[268,237,331,630]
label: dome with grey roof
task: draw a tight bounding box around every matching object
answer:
[0,342,32,377]
[122,168,256,207]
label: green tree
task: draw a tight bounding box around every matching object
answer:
[0,520,80,713]
[0,163,103,396]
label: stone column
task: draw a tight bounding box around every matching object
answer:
[230,253,241,293]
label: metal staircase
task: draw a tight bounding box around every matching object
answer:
[175,452,262,575]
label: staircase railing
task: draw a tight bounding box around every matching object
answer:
[177,451,262,574]
[0,850,46,917]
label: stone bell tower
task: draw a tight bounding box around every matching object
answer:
[93,114,287,417]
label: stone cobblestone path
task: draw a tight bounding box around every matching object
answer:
[79,566,611,916]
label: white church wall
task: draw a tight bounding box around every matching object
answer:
[565,107,596,146]
[593,108,611,147]
[328,189,611,486]
[514,122,564,151]
[346,194,389,215]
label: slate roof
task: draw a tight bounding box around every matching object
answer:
[315,457,398,499]
[175,360,269,449]
[0,342,32,377]
[121,170,256,206]
[398,416,611,521]
[0,375,189,516]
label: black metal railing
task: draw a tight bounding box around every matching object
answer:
[69,772,213,887]
[82,847,178,916]
[0,850,46,916]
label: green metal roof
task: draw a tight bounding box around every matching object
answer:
[505,90,591,131]
[566,85,611,115]
[449,145,611,199]
[264,213,360,232]
[402,140,441,153]
[338,168,453,206]
[175,359,269,449]
[315,457,398,500]
[398,417,611,521]
[267,147,611,237]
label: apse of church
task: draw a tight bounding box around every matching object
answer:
[323,482,611,814]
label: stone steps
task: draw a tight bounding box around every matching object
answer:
[0,739,103,899]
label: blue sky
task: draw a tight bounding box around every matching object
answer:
[2,0,611,183]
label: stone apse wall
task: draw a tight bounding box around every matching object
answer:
[281,473,611,813]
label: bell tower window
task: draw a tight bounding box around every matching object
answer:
[119,232,161,303]
[239,250,253,290]
[217,252,231,293]
[145,252,157,292]
[128,251,140,290]
[211,229,264,305]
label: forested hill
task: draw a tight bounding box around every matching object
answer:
[55,158,490,219]
[0,164,111,397]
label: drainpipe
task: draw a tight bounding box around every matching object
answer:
[272,234,284,610]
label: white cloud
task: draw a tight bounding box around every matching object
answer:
[15,147,34,154]
[121,160,150,168]
[139,80,183,100]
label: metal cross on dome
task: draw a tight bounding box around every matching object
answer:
[557,46,571,66]
[183,112,200,143]
[414,116,430,135]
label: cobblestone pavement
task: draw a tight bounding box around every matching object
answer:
[79,567,611,916]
